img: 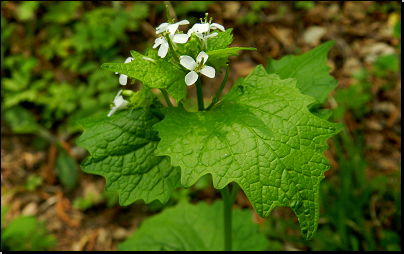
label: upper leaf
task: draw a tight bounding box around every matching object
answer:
[76,109,181,205]
[101,50,187,103]
[207,29,234,51]
[117,200,269,251]
[153,65,342,240]
[207,47,257,71]
[266,41,338,109]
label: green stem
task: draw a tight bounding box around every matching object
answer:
[160,89,173,107]
[221,185,233,251]
[165,33,180,63]
[230,183,239,204]
[205,65,230,111]
[195,76,204,111]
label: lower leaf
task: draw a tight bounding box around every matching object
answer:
[117,200,269,251]
[76,109,181,205]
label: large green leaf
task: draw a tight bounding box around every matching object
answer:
[101,50,187,103]
[266,41,338,109]
[117,200,269,251]
[153,65,342,240]
[76,109,181,205]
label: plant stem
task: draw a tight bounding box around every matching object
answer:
[221,185,233,251]
[160,88,173,107]
[195,76,204,111]
[205,65,230,111]
[165,33,180,63]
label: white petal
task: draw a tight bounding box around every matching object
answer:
[210,23,225,31]
[124,57,134,63]
[176,19,190,25]
[197,23,210,33]
[114,90,123,100]
[205,32,218,39]
[185,71,198,86]
[108,98,128,117]
[119,74,128,85]
[108,107,117,117]
[158,42,169,58]
[180,55,197,71]
[166,23,179,34]
[172,34,189,44]
[187,24,199,36]
[196,51,209,64]
[156,22,169,34]
[200,65,215,78]
[194,32,204,40]
[153,37,164,48]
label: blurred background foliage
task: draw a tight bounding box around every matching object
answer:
[1,1,401,251]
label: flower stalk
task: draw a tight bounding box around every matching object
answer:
[165,33,180,63]
[205,65,230,111]
[160,88,173,107]
[195,76,204,111]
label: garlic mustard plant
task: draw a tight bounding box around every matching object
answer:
[77,7,343,251]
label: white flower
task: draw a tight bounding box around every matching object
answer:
[187,16,225,50]
[180,51,215,86]
[115,57,133,85]
[187,22,224,36]
[153,20,190,58]
[107,90,129,117]
[156,20,189,34]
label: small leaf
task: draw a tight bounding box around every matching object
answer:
[266,41,338,108]
[207,47,257,71]
[55,148,79,190]
[3,106,41,134]
[101,50,187,103]
[154,65,342,240]
[76,109,181,205]
[207,29,234,51]
[117,200,269,251]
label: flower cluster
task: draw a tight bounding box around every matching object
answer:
[109,13,225,116]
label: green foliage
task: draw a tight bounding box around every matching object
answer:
[367,2,401,14]
[173,1,214,16]
[317,131,401,250]
[372,54,399,78]
[16,1,41,21]
[1,208,57,251]
[76,109,182,206]
[1,2,151,136]
[153,66,342,240]
[333,68,372,120]
[238,2,269,25]
[117,200,269,251]
[55,149,79,190]
[72,190,119,211]
[393,20,401,38]
[25,174,44,191]
[294,1,316,10]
